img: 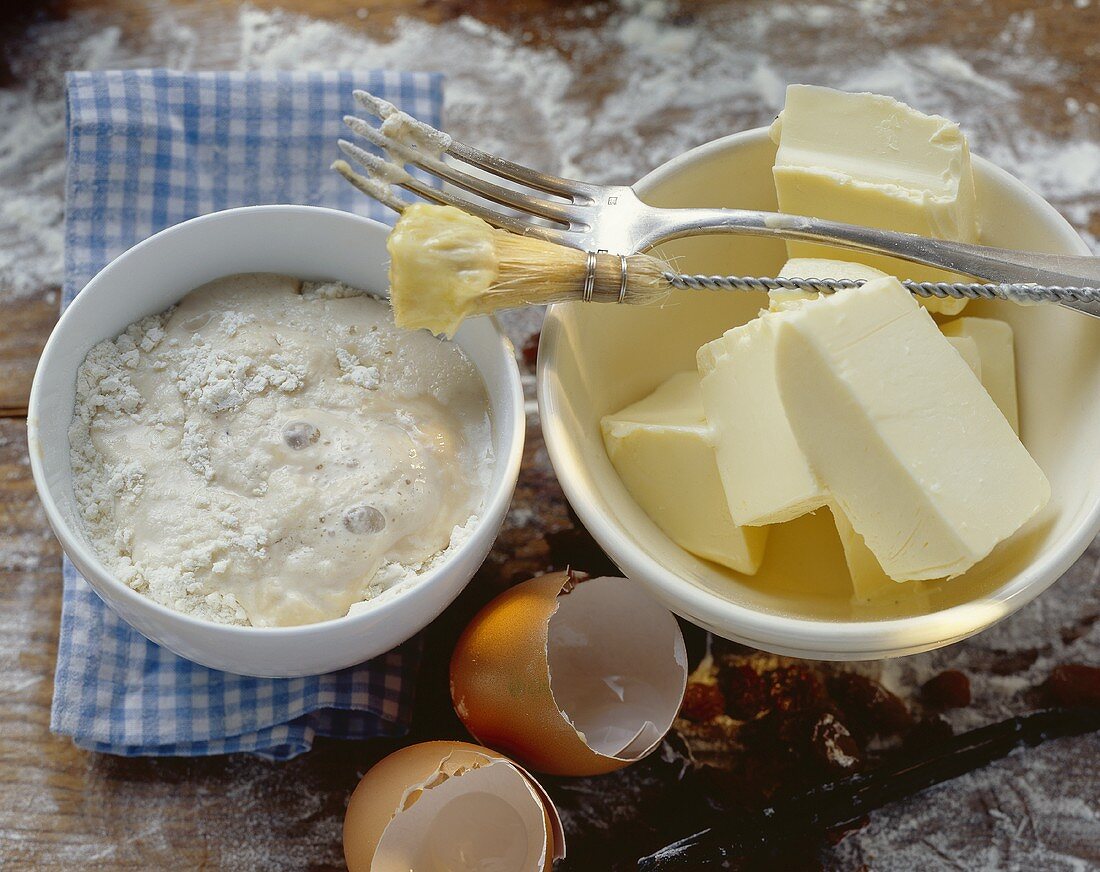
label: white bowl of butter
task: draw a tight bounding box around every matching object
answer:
[538,106,1100,659]
[28,205,524,677]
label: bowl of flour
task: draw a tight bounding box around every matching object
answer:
[28,206,525,677]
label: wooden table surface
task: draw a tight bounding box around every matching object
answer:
[1,0,1098,869]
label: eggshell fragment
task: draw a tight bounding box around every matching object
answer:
[344,740,564,872]
[450,571,688,776]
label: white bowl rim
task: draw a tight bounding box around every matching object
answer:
[27,204,526,639]
[537,127,1100,657]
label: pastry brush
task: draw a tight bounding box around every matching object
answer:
[369,201,1100,336]
[331,89,1100,335]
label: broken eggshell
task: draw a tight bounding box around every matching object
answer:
[344,740,565,872]
[450,571,689,776]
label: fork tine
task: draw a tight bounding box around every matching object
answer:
[331,159,407,214]
[337,139,411,187]
[335,144,570,243]
[352,89,597,201]
[397,178,572,243]
[342,118,581,226]
[352,90,453,157]
[445,138,597,202]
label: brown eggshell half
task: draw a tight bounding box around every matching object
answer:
[343,740,563,872]
[449,571,688,776]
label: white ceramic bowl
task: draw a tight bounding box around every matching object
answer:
[28,206,524,677]
[538,129,1100,660]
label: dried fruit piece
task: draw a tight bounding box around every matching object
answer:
[1043,664,1100,707]
[521,331,541,368]
[990,649,1039,675]
[921,670,971,710]
[809,712,862,774]
[772,708,816,747]
[828,672,912,738]
[765,665,825,715]
[680,682,726,723]
[719,665,770,719]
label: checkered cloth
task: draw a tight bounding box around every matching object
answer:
[50,70,444,760]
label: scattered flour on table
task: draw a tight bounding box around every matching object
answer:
[69,275,492,627]
[1,0,1097,866]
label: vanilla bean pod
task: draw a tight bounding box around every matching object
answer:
[638,706,1100,870]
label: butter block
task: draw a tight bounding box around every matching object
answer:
[832,506,931,609]
[831,505,897,602]
[698,314,828,526]
[773,264,987,373]
[602,372,769,574]
[771,85,980,316]
[772,256,889,310]
[946,335,982,380]
[766,293,986,591]
[780,281,976,595]
[774,276,1049,581]
[941,317,1018,433]
[829,325,973,599]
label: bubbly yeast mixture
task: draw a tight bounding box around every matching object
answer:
[69,274,493,627]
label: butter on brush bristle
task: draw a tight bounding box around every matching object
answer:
[387,204,672,336]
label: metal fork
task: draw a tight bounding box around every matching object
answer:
[337,90,1100,318]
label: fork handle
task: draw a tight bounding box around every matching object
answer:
[642,207,1100,317]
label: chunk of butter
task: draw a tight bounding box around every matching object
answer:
[697,313,827,526]
[774,260,973,596]
[831,505,891,601]
[774,276,1049,581]
[832,506,932,610]
[772,256,889,310]
[940,317,1018,433]
[771,85,980,316]
[945,335,982,380]
[601,372,769,574]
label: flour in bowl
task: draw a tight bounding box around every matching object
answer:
[69,273,494,627]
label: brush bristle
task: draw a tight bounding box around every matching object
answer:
[487,233,672,312]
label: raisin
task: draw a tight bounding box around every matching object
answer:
[921,670,971,710]
[1043,664,1100,707]
[809,711,862,774]
[719,664,770,719]
[766,665,825,715]
[680,682,726,723]
[828,672,913,738]
[773,708,815,746]
[1060,613,1098,645]
[990,649,1039,675]
[521,331,541,368]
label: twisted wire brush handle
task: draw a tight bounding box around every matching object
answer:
[662,273,1100,305]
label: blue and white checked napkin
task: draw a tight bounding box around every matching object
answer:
[51,70,444,760]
